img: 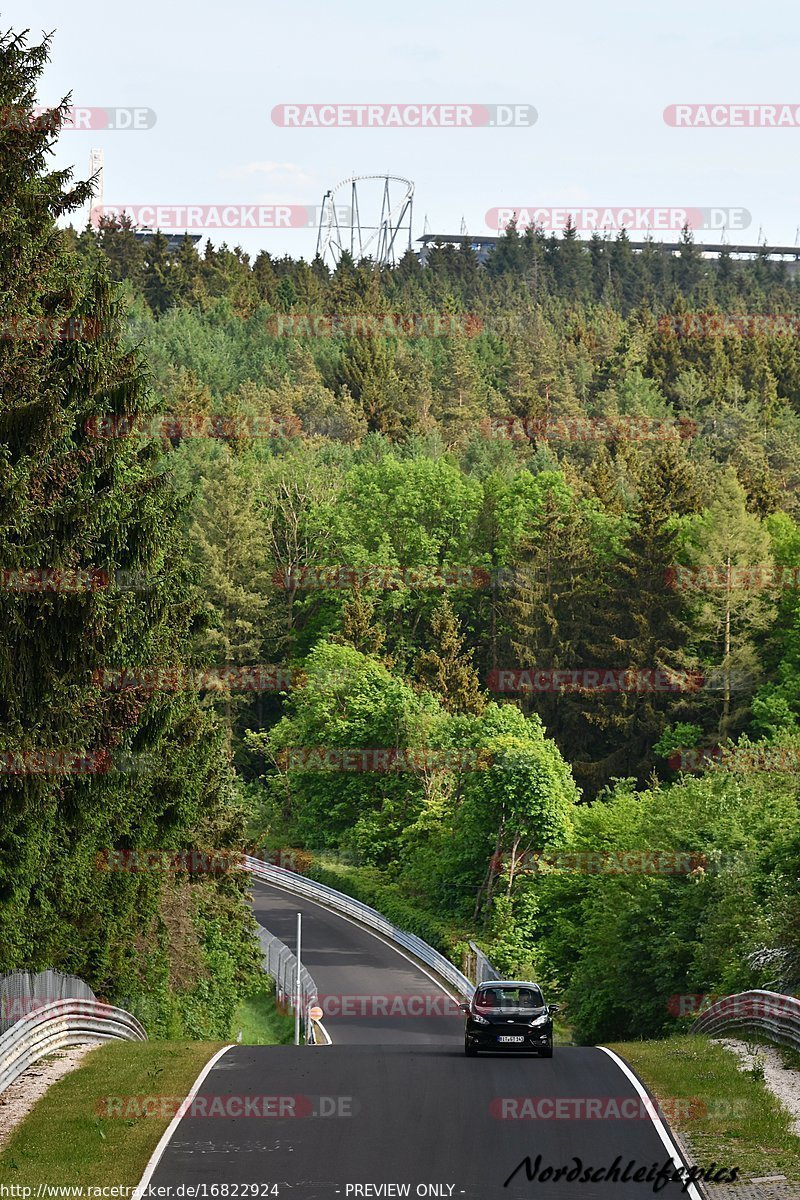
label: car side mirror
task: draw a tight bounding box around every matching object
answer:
[458,1002,470,1013]
[548,1004,560,1014]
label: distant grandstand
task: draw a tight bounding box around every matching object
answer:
[133,230,202,253]
[417,232,800,275]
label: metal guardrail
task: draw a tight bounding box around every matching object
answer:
[245,855,474,999]
[691,990,800,1050]
[257,927,322,1044]
[0,999,147,1094]
[467,940,502,984]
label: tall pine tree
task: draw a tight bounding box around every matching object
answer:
[0,31,258,1032]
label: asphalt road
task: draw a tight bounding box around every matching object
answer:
[250,879,462,1044]
[144,880,706,1199]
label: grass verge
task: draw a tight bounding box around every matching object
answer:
[232,981,295,1045]
[609,1034,800,1183]
[0,1040,224,1188]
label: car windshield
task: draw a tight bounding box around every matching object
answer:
[474,985,544,1011]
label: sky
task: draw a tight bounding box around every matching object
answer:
[11,0,800,261]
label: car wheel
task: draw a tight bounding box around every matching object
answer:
[464,1039,478,1057]
[540,1042,553,1058]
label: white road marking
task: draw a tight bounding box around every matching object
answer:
[598,1045,704,1200]
[132,1044,234,1200]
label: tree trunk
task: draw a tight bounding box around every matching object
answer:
[721,553,731,735]
[474,825,503,921]
[506,833,521,897]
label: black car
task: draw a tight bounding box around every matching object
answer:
[460,980,559,1057]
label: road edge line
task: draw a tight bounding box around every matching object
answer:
[131,1044,234,1199]
[313,1018,333,1045]
[598,1045,706,1200]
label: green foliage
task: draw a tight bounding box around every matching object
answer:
[537,754,800,1042]
[15,21,800,1049]
[69,206,800,1041]
[251,641,441,861]
[248,644,579,978]
[653,723,704,757]
[0,30,260,1036]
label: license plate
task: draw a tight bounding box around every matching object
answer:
[497,1035,524,1043]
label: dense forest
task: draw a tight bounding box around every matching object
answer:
[4,28,800,1043]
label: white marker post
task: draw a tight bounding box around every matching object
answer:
[294,912,302,1046]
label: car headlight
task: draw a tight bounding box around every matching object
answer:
[529,1014,549,1027]
[471,1013,490,1025]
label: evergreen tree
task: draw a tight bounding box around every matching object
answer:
[687,469,774,737]
[92,213,146,289]
[674,225,703,295]
[551,220,592,300]
[579,440,701,786]
[140,229,175,313]
[503,474,599,764]
[335,585,390,661]
[414,598,485,714]
[434,332,486,435]
[0,31,258,1030]
[184,444,273,665]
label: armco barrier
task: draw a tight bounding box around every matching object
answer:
[691,989,800,1050]
[468,940,502,984]
[258,926,323,1044]
[0,999,146,1094]
[244,855,475,999]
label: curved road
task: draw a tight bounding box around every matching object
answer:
[145,880,706,1199]
[250,880,462,1044]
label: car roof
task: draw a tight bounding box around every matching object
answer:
[475,980,543,989]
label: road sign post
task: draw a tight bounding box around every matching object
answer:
[294,912,302,1046]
